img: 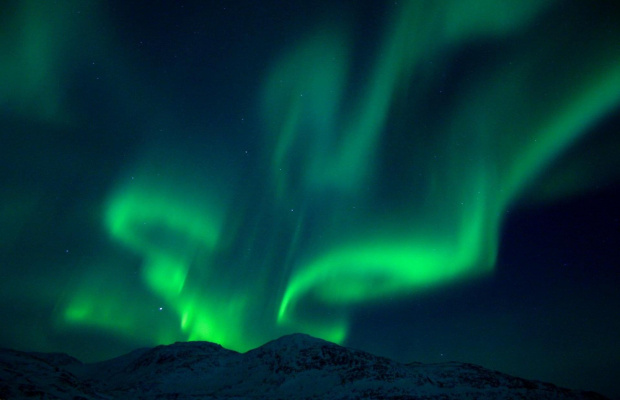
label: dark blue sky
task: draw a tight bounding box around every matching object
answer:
[1,1,619,397]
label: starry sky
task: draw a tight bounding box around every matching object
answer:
[1,0,620,397]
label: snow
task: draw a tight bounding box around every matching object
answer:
[0,333,609,399]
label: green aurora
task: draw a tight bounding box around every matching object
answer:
[2,1,620,357]
[64,0,620,351]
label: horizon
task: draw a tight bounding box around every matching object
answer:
[1,1,619,398]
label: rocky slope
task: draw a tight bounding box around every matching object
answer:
[0,333,608,399]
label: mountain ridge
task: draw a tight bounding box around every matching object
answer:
[0,333,609,399]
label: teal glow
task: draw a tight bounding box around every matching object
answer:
[269,1,620,337]
[39,1,619,349]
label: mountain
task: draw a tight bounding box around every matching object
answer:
[0,333,609,399]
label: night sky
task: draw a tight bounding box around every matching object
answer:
[1,1,620,397]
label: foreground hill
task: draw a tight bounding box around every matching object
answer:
[0,333,608,399]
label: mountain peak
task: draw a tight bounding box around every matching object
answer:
[258,332,330,349]
[0,335,609,399]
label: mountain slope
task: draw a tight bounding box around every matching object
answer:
[0,333,609,399]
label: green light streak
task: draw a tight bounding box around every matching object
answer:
[62,266,180,346]
[261,26,351,196]
[270,1,620,338]
[53,1,620,352]
[63,171,259,350]
[278,176,499,326]
[105,187,222,297]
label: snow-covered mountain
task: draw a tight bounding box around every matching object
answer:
[0,333,609,399]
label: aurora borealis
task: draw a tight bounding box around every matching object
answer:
[1,0,620,397]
